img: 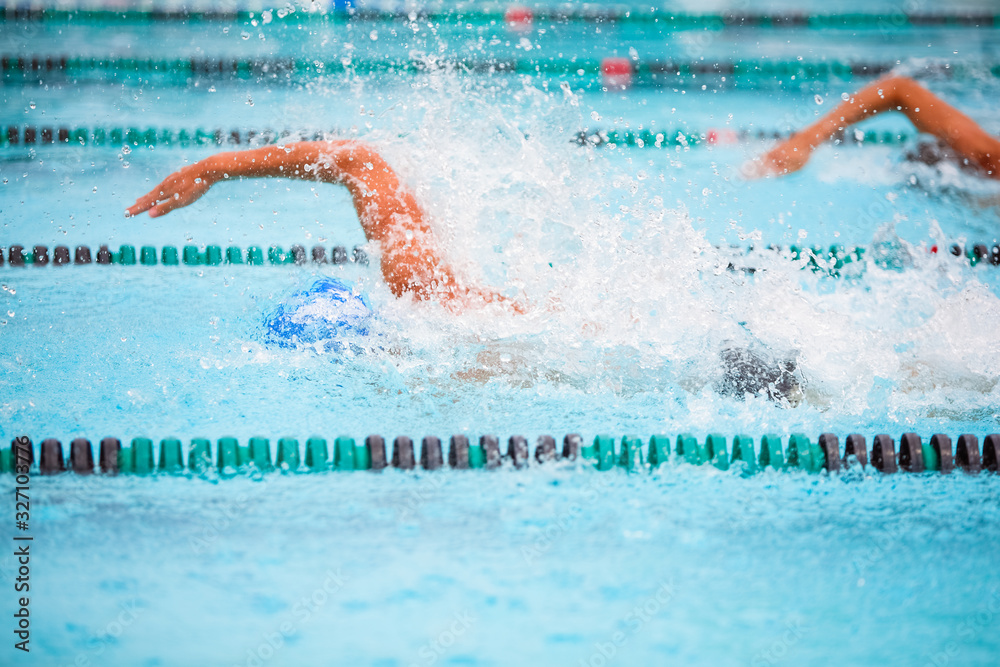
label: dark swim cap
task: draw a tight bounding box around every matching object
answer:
[264,277,373,351]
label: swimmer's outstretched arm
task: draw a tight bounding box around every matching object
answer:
[126,141,523,312]
[750,76,1000,178]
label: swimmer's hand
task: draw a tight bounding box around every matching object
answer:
[125,161,217,218]
[743,133,815,179]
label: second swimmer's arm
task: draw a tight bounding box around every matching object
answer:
[752,76,1000,178]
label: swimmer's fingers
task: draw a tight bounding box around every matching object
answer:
[739,157,771,181]
[743,152,794,180]
[747,137,814,180]
[126,173,187,217]
[125,182,169,217]
[148,179,211,217]
[126,169,212,218]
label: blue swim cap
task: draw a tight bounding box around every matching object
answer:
[264,277,373,352]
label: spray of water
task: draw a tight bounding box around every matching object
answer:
[257,64,1000,427]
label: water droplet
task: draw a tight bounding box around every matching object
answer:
[28,101,36,110]
[841,92,850,101]
[122,145,131,154]
[241,31,251,40]
[590,111,602,121]
[246,95,254,107]
[7,310,14,317]
[369,30,378,41]
[814,95,824,105]
[92,186,97,193]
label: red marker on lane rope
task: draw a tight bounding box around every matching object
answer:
[504,6,533,32]
[601,57,632,89]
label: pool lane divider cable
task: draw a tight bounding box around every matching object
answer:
[0,125,917,150]
[0,243,369,267]
[1,7,998,29]
[2,432,998,477]
[2,55,996,83]
[2,242,999,273]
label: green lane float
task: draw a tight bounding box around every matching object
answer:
[619,436,645,471]
[731,435,757,473]
[276,437,300,470]
[759,434,785,470]
[330,437,351,471]
[706,433,729,470]
[11,432,999,477]
[158,438,183,472]
[648,434,671,468]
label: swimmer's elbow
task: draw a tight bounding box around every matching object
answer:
[882,75,922,105]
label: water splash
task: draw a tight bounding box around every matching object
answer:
[272,64,1000,428]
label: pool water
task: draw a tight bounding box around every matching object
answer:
[2,2,1000,665]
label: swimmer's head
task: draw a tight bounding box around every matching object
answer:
[905,139,956,167]
[264,277,374,353]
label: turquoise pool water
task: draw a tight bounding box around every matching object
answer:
[2,2,1000,665]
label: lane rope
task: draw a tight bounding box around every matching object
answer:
[3,432,998,476]
[1,7,997,29]
[2,242,998,273]
[0,125,916,150]
[2,54,996,82]
[0,243,369,267]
